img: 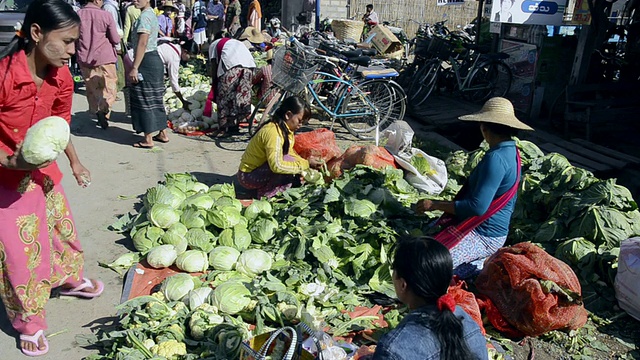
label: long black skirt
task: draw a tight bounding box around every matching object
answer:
[130,51,167,134]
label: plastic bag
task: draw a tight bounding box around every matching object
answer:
[615,237,640,321]
[382,121,448,195]
[475,242,588,337]
[294,129,342,163]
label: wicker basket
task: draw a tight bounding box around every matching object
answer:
[331,19,364,41]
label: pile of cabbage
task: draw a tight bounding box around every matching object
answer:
[164,60,218,133]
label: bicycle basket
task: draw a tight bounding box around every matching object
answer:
[426,36,454,60]
[271,46,319,95]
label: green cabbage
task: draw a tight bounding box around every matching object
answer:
[161,231,188,254]
[208,246,241,271]
[133,226,165,253]
[236,249,272,277]
[207,206,243,229]
[175,250,209,273]
[218,225,251,251]
[161,273,196,301]
[21,116,70,165]
[192,182,210,193]
[208,183,236,200]
[146,244,178,268]
[149,204,181,229]
[144,185,183,210]
[180,206,208,229]
[183,193,214,210]
[167,222,188,237]
[186,287,213,311]
[243,199,273,220]
[344,198,377,218]
[214,197,243,213]
[249,218,277,244]
[211,281,251,315]
[185,228,216,252]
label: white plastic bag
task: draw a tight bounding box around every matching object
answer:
[615,237,640,321]
[383,121,448,195]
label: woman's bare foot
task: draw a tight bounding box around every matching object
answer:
[21,333,46,353]
[60,278,102,294]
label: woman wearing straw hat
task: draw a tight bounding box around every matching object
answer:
[158,1,179,37]
[416,97,533,279]
[239,26,266,50]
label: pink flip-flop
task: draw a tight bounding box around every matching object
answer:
[58,278,104,299]
[20,329,49,357]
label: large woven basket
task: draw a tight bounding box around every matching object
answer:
[331,19,364,41]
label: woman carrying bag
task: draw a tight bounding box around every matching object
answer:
[416,97,534,278]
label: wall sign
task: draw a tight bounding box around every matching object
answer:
[437,0,465,6]
[490,0,567,25]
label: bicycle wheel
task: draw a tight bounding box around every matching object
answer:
[358,79,407,131]
[248,88,285,138]
[407,60,439,108]
[339,84,385,140]
[465,62,512,103]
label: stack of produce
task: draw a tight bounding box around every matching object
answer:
[91,139,639,359]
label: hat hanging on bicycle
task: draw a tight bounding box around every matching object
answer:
[458,97,534,130]
[240,26,266,43]
[270,18,281,28]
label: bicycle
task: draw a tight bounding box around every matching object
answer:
[247,38,381,142]
[408,37,512,107]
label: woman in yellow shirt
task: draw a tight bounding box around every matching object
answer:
[238,96,322,198]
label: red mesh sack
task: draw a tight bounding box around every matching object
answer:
[294,129,342,163]
[341,145,397,170]
[448,279,486,335]
[475,242,588,337]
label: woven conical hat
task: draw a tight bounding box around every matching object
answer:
[459,97,533,130]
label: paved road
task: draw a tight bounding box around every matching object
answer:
[0,91,245,359]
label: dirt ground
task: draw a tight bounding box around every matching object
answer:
[0,91,638,360]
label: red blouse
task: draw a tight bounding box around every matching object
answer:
[0,50,74,191]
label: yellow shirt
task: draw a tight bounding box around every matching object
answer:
[239,122,309,174]
[124,5,142,43]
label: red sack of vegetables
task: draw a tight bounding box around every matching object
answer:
[342,145,397,170]
[475,242,588,337]
[448,279,486,336]
[294,129,342,163]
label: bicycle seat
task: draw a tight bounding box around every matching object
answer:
[482,52,510,61]
[361,48,377,56]
[341,49,363,58]
[361,68,399,79]
[462,43,491,54]
[347,56,371,67]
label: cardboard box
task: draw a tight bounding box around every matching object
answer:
[367,25,403,54]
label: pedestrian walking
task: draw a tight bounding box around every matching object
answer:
[0,0,104,356]
[206,0,225,42]
[128,0,169,148]
[76,0,122,129]
[191,0,208,53]
[225,0,241,38]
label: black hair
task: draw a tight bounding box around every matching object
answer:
[0,0,81,61]
[392,237,475,360]
[214,31,226,40]
[269,96,311,155]
[366,4,374,9]
[481,122,517,138]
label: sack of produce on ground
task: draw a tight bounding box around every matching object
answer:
[327,145,398,178]
[475,242,588,337]
[448,279,485,336]
[294,129,342,163]
[614,237,640,321]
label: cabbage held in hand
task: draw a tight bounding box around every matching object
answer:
[208,246,240,271]
[161,273,196,301]
[236,249,273,277]
[175,250,209,273]
[149,204,181,229]
[21,116,70,165]
[146,244,178,268]
[211,281,251,315]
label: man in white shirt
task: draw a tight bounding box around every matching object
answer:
[158,38,193,110]
[363,4,379,26]
[208,36,256,137]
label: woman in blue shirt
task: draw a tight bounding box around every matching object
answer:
[416,97,533,278]
[373,237,488,360]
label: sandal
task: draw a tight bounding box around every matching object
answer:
[20,329,49,357]
[59,278,104,299]
[133,141,154,149]
[96,112,109,130]
[152,135,169,143]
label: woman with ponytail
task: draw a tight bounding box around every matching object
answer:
[372,237,488,360]
[0,0,103,356]
[237,96,322,198]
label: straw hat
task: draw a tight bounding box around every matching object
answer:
[239,27,266,43]
[163,1,179,11]
[458,97,534,130]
